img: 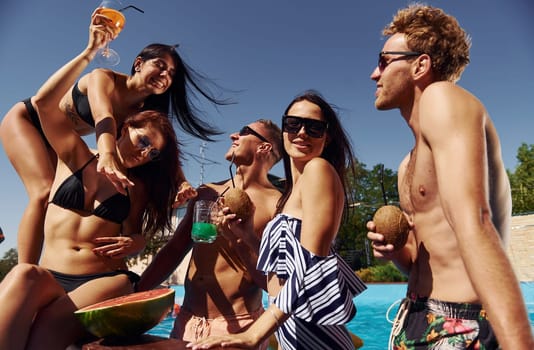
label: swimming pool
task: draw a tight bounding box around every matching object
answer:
[149,283,534,349]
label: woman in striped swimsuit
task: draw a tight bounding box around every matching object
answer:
[189,90,366,350]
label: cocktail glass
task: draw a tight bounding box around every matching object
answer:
[95,0,126,66]
[191,200,219,243]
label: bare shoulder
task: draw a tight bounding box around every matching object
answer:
[302,157,338,184]
[420,82,485,136]
[88,68,129,85]
[87,68,116,81]
[300,158,343,206]
[421,82,483,110]
[303,157,334,174]
[256,186,282,208]
[80,68,120,93]
[422,81,464,95]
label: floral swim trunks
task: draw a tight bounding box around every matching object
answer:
[390,296,498,349]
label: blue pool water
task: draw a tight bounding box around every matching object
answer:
[149,283,534,349]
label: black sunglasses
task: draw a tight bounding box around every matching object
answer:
[282,115,328,138]
[135,130,161,161]
[239,126,270,144]
[378,51,422,71]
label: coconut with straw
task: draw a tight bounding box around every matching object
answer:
[372,164,409,251]
[220,152,254,221]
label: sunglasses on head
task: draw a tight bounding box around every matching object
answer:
[239,126,270,143]
[282,115,328,138]
[134,130,161,161]
[378,51,422,71]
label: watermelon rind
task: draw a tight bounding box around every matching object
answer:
[74,288,175,338]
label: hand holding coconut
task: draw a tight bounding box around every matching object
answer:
[217,188,257,247]
[368,205,409,253]
[221,187,255,222]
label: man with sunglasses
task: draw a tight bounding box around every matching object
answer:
[368,5,533,350]
[137,119,282,348]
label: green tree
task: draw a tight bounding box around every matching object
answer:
[508,143,534,215]
[0,248,18,282]
[336,160,399,270]
[357,262,407,283]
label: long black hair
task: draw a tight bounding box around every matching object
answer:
[132,43,229,141]
[125,110,180,238]
[277,90,356,216]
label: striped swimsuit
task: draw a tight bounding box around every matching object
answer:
[257,214,367,349]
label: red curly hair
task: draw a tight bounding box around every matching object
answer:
[384,4,471,82]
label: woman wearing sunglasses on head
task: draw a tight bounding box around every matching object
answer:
[189,91,366,350]
[0,16,180,348]
[0,9,227,264]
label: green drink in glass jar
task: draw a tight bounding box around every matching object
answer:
[191,200,218,243]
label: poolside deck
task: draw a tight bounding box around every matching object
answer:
[508,213,534,282]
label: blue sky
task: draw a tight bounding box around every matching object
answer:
[0,0,533,256]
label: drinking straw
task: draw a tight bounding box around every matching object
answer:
[119,5,144,13]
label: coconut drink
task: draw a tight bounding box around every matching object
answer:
[373,205,409,250]
[222,188,254,221]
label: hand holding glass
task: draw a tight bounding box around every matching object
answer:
[95,0,126,66]
[191,200,219,243]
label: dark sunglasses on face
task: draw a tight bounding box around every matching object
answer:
[378,51,422,71]
[282,115,328,138]
[239,126,270,144]
[135,130,161,161]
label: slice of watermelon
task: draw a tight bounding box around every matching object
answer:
[75,288,175,338]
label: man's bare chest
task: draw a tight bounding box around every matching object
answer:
[400,146,439,214]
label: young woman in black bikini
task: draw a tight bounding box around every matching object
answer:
[0,8,227,264]
[0,13,180,349]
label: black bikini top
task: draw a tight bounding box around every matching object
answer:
[49,155,130,224]
[71,82,95,127]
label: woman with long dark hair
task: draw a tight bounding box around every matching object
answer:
[0,15,181,348]
[0,10,226,264]
[189,91,366,349]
